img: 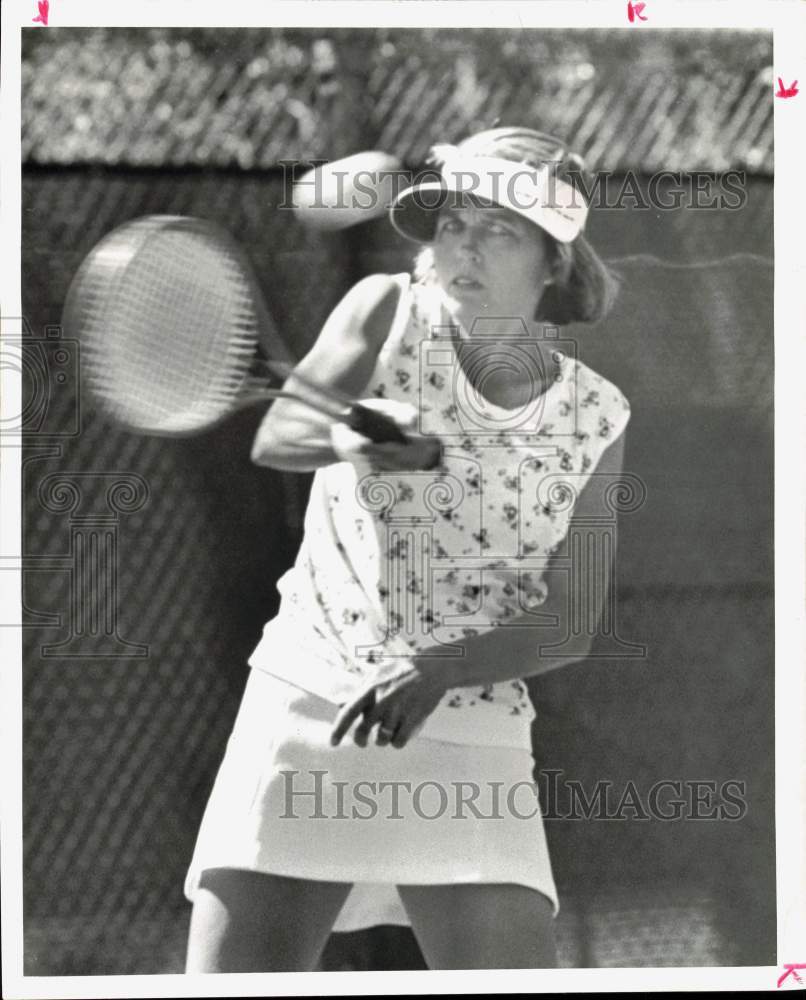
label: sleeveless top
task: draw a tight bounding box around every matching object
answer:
[248,273,631,749]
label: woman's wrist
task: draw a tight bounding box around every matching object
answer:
[412,648,466,691]
[412,624,540,689]
[424,435,446,471]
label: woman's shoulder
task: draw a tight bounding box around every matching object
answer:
[571,358,632,439]
[339,273,410,349]
[573,358,631,408]
[343,272,409,313]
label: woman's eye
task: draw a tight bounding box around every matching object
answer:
[487,223,513,237]
[440,218,462,233]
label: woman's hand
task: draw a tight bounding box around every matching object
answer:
[330,665,448,749]
[331,398,443,472]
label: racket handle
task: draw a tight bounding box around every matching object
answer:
[346,404,409,444]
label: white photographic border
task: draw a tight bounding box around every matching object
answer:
[2,0,804,995]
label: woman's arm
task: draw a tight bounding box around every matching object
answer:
[250,274,403,471]
[418,431,628,688]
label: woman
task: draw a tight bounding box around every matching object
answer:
[184,127,631,971]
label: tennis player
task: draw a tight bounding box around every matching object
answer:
[184,127,631,971]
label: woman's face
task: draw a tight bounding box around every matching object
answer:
[431,199,552,326]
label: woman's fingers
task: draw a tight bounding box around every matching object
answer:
[353,701,404,748]
[390,704,432,749]
[356,707,403,747]
[390,716,418,749]
[330,690,374,746]
[374,713,400,747]
[331,692,404,749]
[332,673,435,750]
[351,704,381,747]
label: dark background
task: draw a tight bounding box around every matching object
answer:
[19,27,773,972]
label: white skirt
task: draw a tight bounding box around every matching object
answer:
[184,668,559,931]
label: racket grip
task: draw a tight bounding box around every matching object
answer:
[346,404,409,444]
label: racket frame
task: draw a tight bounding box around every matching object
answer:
[63,214,410,444]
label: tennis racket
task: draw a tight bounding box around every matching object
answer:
[61,214,409,442]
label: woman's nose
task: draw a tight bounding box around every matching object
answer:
[460,233,482,261]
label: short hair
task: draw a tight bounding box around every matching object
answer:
[412,126,620,325]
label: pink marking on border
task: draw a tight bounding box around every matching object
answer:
[777,964,806,988]
[775,78,799,98]
[627,1,647,23]
[32,0,49,25]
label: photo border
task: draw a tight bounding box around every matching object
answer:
[2,1,803,995]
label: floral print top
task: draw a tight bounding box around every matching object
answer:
[249,274,631,749]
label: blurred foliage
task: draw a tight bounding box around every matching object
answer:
[22,25,773,65]
[22,27,772,172]
[369,26,772,71]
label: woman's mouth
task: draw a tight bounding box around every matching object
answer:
[451,276,484,291]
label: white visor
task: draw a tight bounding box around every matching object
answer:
[389,153,588,244]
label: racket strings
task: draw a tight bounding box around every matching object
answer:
[80,222,261,433]
[69,216,354,436]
